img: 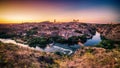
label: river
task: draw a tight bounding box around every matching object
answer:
[84,31,102,46]
[0,31,102,55]
[0,38,74,55]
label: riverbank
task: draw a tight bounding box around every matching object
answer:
[0,38,74,55]
[84,31,101,46]
[0,23,120,68]
[1,41,120,68]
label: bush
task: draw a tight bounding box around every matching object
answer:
[97,39,115,49]
[68,36,79,45]
[0,32,16,39]
[49,36,67,44]
[28,37,49,48]
[79,35,87,43]
[49,35,87,45]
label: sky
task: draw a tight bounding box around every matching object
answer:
[0,0,119,24]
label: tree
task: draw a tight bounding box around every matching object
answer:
[0,32,16,39]
[28,37,49,48]
[99,39,115,49]
[49,36,67,44]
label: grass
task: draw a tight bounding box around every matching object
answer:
[0,41,120,68]
[0,42,59,68]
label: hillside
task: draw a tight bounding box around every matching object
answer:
[97,24,120,41]
[0,23,120,68]
[1,41,120,68]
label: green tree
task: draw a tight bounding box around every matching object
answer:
[28,37,49,48]
[0,32,16,39]
[97,39,115,49]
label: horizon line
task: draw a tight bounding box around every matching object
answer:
[0,21,119,24]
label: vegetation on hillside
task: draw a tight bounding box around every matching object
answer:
[27,37,50,48]
[96,37,120,49]
[0,32,16,39]
[0,23,120,68]
[0,42,59,68]
[1,41,120,68]
[27,35,87,48]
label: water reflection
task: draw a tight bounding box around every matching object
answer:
[84,31,101,46]
[36,43,80,55]
[0,31,102,55]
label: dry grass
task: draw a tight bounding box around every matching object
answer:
[0,42,120,68]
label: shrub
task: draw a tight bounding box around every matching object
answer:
[0,32,16,39]
[49,36,67,44]
[28,37,49,48]
[97,39,115,49]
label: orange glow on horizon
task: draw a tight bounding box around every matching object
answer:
[0,1,119,24]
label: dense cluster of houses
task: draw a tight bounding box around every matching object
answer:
[1,22,96,39]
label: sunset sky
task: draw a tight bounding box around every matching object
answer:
[0,0,119,24]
